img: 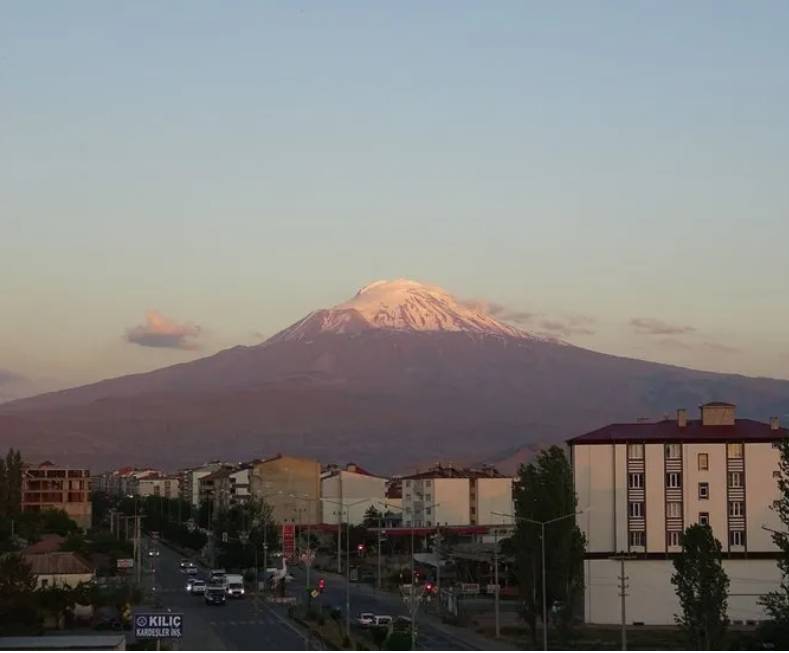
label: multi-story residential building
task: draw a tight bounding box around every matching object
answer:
[130,472,180,499]
[179,462,224,507]
[198,464,251,514]
[249,454,321,525]
[401,463,514,527]
[321,463,387,525]
[21,462,92,529]
[570,402,788,625]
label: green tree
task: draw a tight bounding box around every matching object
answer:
[671,524,729,650]
[6,449,23,515]
[761,437,789,645]
[362,505,382,528]
[0,456,7,518]
[512,445,585,646]
[0,553,42,635]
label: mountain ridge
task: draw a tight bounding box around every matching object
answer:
[2,281,788,473]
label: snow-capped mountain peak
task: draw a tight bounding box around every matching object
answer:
[268,279,531,342]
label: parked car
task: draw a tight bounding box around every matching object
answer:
[372,615,393,628]
[148,549,160,557]
[357,612,376,628]
[93,606,122,631]
[179,559,190,569]
[394,616,415,635]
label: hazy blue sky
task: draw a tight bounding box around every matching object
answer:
[2,1,789,398]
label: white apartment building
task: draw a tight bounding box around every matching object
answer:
[180,462,224,507]
[321,463,387,525]
[131,473,180,499]
[401,464,514,527]
[570,402,788,625]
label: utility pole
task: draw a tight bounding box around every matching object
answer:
[610,554,633,651]
[435,526,442,614]
[493,527,500,639]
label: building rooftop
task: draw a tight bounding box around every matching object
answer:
[22,534,65,555]
[0,635,126,650]
[22,551,94,576]
[402,463,506,480]
[568,418,788,445]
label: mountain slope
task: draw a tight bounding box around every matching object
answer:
[2,280,788,472]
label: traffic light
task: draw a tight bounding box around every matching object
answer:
[357,543,365,552]
[424,582,433,593]
[318,578,326,592]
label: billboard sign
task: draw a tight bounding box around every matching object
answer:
[116,558,134,569]
[134,613,183,639]
[282,524,296,559]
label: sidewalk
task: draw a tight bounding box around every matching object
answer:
[316,569,518,650]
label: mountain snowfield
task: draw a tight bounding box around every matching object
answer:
[268,279,530,342]
[2,279,789,472]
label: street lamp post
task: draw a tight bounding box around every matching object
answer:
[494,510,582,651]
[377,500,440,651]
[321,497,367,638]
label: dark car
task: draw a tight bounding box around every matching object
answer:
[205,586,227,605]
[93,606,122,631]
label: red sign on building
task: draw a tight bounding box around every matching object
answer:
[282,524,296,560]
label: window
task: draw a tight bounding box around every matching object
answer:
[665,443,681,459]
[698,482,709,499]
[628,473,644,489]
[728,472,742,488]
[667,502,682,518]
[699,512,710,527]
[666,472,681,488]
[729,501,743,517]
[629,502,643,518]
[667,531,681,547]
[41,579,49,588]
[727,443,744,459]
[628,444,644,460]
[697,453,709,471]
[629,531,645,547]
[729,530,745,546]
[425,507,431,515]
[425,493,432,501]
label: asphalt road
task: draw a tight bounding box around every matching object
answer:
[289,567,477,651]
[143,540,317,651]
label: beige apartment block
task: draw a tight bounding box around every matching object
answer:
[250,455,321,524]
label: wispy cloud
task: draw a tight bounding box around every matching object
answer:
[539,315,596,337]
[657,338,739,354]
[126,310,201,350]
[0,368,24,385]
[460,299,535,325]
[631,317,696,336]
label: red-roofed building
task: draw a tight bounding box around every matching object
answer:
[569,402,788,625]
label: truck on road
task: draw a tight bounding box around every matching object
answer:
[225,573,245,598]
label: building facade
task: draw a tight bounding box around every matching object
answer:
[250,455,321,525]
[570,402,788,624]
[130,473,180,499]
[321,463,387,525]
[21,462,92,529]
[401,464,514,527]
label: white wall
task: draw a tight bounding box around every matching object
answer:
[321,471,387,525]
[746,442,782,551]
[433,479,470,526]
[645,444,665,552]
[476,478,514,525]
[586,558,781,625]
